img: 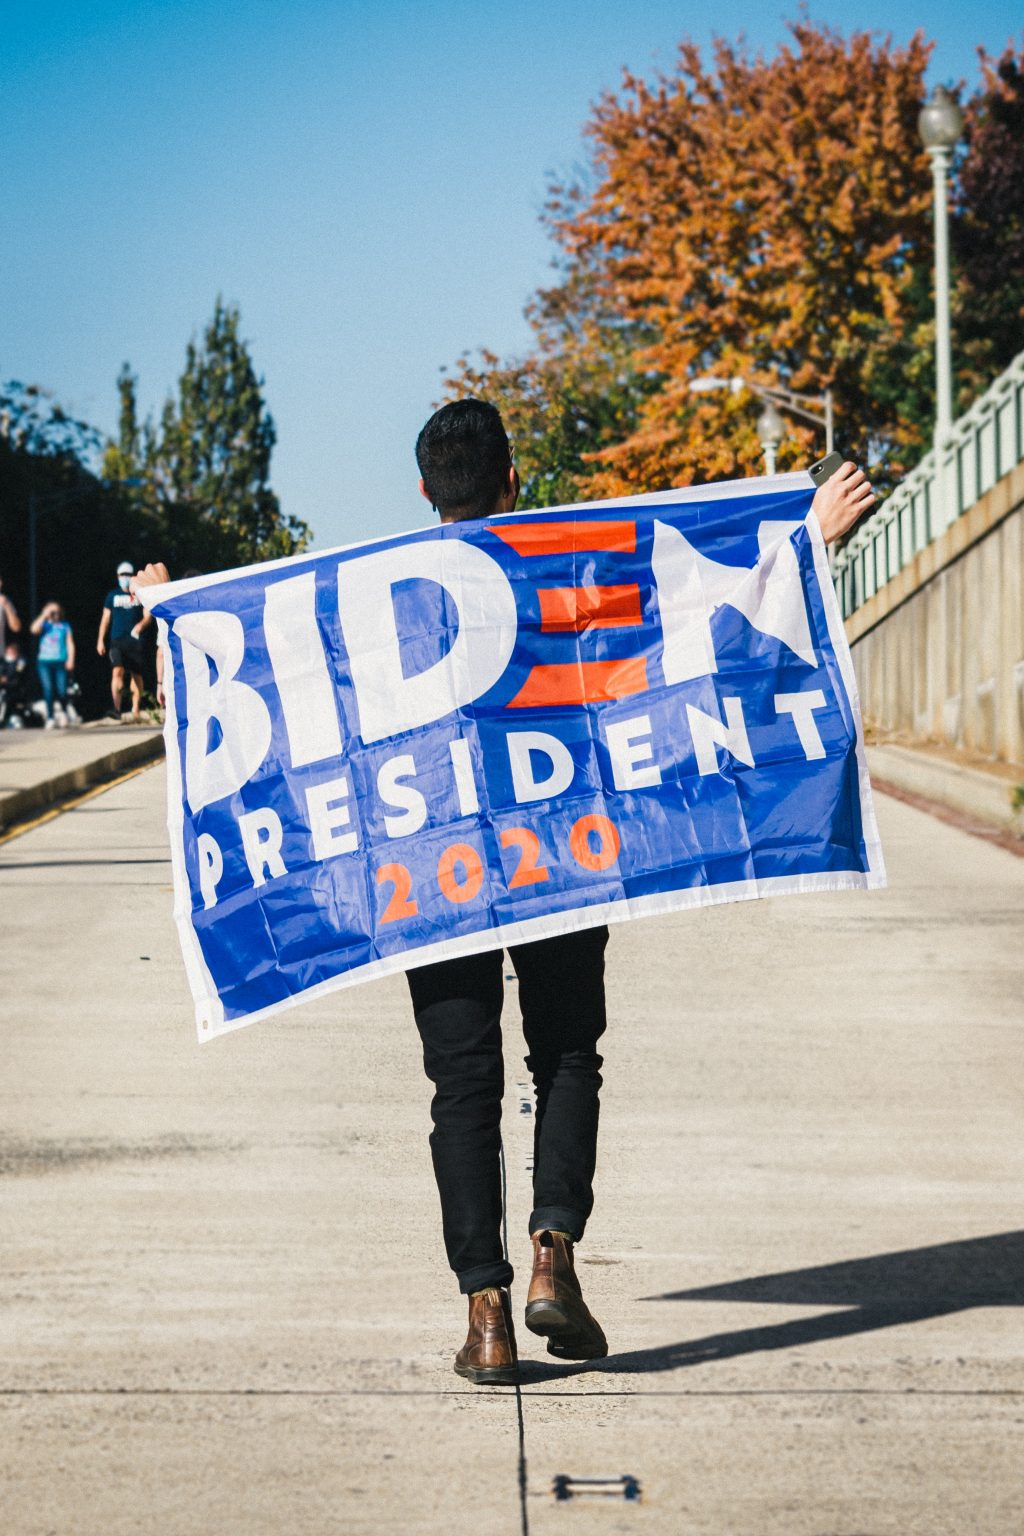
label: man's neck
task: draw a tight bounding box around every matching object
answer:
[439,494,517,526]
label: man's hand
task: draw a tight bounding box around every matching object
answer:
[96,637,106,656]
[131,562,171,592]
[810,461,876,545]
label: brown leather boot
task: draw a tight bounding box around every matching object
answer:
[525,1229,608,1359]
[454,1287,519,1385]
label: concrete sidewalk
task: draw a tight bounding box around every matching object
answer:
[0,763,1022,1534]
[0,719,164,830]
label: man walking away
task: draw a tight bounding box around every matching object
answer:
[408,399,875,1385]
[130,404,874,1388]
[97,561,151,721]
[410,400,610,1386]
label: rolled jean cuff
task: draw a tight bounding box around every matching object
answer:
[529,1206,586,1243]
[457,1258,515,1296]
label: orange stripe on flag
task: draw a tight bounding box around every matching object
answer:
[488,520,636,556]
[538,584,643,632]
[508,657,649,708]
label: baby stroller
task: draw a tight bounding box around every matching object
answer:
[0,651,42,729]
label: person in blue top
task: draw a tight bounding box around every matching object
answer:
[30,601,76,728]
[97,560,152,722]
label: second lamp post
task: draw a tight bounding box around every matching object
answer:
[918,84,964,449]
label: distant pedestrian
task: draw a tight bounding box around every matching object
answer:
[97,560,152,722]
[128,564,199,714]
[30,602,76,728]
[0,572,21,654]
[0,639,33,730]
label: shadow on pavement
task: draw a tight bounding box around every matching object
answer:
[519,1230,1024,1382]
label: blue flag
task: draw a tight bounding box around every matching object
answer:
[141,473,885,1039]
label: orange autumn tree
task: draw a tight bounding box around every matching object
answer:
[448,21,936,502]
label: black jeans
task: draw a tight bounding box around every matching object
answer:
[408,925,609,1294]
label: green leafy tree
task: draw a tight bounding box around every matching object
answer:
[1,380,100,461]
[104,299,309,570]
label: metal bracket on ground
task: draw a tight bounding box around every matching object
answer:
[552,1474,641,1502]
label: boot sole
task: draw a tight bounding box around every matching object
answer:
[453,1362,519,1386]
[524,1299,608,1360]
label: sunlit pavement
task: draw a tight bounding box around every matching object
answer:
[1,762,1022,1535]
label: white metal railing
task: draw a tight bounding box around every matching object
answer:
[832,347,1024,618]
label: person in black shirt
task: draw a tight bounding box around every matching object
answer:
[97,560,152,722]
[409,401,611,1386]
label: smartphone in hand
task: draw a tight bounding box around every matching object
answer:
[808,450,844,487]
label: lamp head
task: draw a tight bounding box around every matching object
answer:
[756,401,785,447]
[918,85,963,151]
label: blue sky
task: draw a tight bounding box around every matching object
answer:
[2,1,1021,551]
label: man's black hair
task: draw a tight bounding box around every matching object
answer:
[415,398,512,522]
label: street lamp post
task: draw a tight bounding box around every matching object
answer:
[918,85,964,449]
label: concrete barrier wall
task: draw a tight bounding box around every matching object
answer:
[847,461,1024,768]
